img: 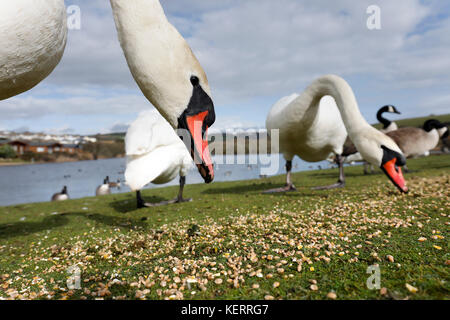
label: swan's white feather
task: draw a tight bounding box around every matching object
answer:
[125,110,193,191]
[125,110,183,156]
[0,0,67,100]
[110,0,211,128]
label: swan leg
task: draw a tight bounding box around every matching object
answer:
[136,190,166,208]
[262,160,297,193]
[364,162,374,174]
[312,155,346,190]
[136,177,192,209]
[174,176,192,203]
[136,190,150,208]
[363,162,370,175]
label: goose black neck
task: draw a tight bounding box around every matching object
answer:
[377,106,391,129]
[423,119,442,132]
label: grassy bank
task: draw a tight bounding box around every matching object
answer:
[0,155,448,300]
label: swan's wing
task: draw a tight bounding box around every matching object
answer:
[125,109,183,156]
[180,146,195,177]
[125,145,185,191]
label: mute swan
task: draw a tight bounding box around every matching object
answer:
[51,186,69,202]
[125,110,194,208]
[110,0,215,184]
[386,119,448,159]
[96,177,111,196]
[0,0,67,100]
[3,1,215,185]
[266,75,408,193]
[341,105,402,174]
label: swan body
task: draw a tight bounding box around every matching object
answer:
[0,0,67,100]
[268,94,347,162]
[266,75,408,193]
[110,0,216,183]
[125,110,194,207]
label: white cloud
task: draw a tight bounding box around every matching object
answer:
[0,0,449,134]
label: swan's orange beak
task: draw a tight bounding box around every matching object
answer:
[381,158,408,193]
[185,111,214,183]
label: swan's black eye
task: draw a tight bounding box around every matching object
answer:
[190,76,200,87]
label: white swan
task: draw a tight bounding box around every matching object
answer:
[125,110,194,208]
[341,105,402,173]
[2,0,215,184]
[266,75,408,193]
[110,0,216,183]
[0,0,67,100]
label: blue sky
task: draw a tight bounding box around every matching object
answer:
[1,0,449,135]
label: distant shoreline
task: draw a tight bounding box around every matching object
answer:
[0,161,33,167]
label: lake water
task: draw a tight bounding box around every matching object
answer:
[0,154,332,206]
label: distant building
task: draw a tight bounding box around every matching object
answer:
[0,140,28,155]
[0,140,80,155]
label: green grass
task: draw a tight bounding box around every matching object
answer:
[0,155,449,300]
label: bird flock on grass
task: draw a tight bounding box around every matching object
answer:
[0,0,448,206]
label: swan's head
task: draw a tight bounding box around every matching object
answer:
[379,145,408,193]
[176,75,215,184]
[358,131,408,193]
[423,119,449,139]
[109,1,216,183]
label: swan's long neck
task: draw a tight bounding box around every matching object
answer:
[300,75,369,136]
[110,0,166,28]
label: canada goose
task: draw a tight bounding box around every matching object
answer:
[378,105,401,133]
[51,186,69,202]
[386,119,449,159]
[265,75,408,193]
[125,110,194,208]
[96,178,111,196]
[0,0,67,100]
[108,178,121,189]
[110,0,216,183]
